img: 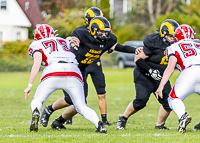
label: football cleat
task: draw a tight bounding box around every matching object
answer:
[65,117,72,125]
[40,106,52,127]
[30,108,40,132]
[116,115,127,130]
[178,112,192,133]
[96,121,107,133]
[51,119,66,130]
[192,122,200,131]
[154,123,169,130]
[103,121,111,126]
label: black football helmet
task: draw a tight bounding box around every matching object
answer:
[159,19,179,45]
[84,7,103,27]
[88,16,111,43]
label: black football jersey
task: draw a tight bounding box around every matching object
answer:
[135,33,169,75]
[71,25,117,71]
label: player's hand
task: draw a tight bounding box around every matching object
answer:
[24,87,32,100]
[70,37,80,50]
[155,87,163,99]
[149,69,162,81]
[135,47,143,55]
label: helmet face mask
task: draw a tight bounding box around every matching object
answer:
[159,19,179,45]
[84,7,103,26]
[174,24,195,42]
[34,24,55,40]
[89,16,111,43]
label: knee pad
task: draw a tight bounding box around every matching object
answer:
[133,99,146,111]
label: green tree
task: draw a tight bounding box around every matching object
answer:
[47,8,87,38]
[99,0,110,21]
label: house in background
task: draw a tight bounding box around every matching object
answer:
[0,0,43,42]
[92,0,133,20]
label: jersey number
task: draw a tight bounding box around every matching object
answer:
[42,39,70,53]
[179,43,197,58]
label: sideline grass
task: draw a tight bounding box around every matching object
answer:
[0,68,200,143]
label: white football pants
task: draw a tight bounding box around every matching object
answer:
[168,66,200,118]
[31,62,100,127]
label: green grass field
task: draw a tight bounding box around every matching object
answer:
[0,68,200,143]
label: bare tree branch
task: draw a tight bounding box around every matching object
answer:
[156,0,161,17]
[147,0,156,30]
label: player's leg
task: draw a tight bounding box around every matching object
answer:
[88,62,110,125]
[65,70,88,125]
[116,72,153,130]
[168,69,195,132]
[51,105,77,130]
[155,81,172,129]
[40,96,71,127]
[62,80,106,133]
[30,78,57,132]
[190,66,200,131]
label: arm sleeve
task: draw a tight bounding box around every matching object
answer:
[28,42,40,58]
[115,43,136,53]
[135,58,152,72]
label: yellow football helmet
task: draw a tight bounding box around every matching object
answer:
[159,19,179,45]
[84,7,103,26]
[88,16,111,43]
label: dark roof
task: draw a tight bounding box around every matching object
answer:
[16,0,44,29]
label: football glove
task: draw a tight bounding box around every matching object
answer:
[149,69,162,81]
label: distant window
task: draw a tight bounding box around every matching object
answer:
[0,32,2,41]
[16,32,21,40]
[25,2,30,11]
[1,0,6,11]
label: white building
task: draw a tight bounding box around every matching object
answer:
[0,0,43,42]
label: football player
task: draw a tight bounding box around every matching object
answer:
[155,24,200,133]
[24,24,107,133]
[40,15,141,130]
[116,19,179,130]
[67,7,110,125]
[40,7,111,126]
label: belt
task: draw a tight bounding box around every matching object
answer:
[58,61,73,63]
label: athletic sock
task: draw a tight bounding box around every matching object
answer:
[101,114,107,122]
[48,105,54,113]
[122,116,128,121]
[57,115,66,124]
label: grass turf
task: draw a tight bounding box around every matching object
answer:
[0,68,200,143]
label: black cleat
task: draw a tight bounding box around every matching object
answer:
[96,121,107,133]
[30,108,40,132]
[65,117,72,125]
[51,119,66,130]
[178,112,192,133]
[40,106,52,127]
[116,116,127,130]
[103,121,111,126]
[154,123,169,130]
[192,122,200,131]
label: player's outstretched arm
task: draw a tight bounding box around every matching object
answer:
[155,56,177,99]
[110,43,142,54]
[24,52,42,100]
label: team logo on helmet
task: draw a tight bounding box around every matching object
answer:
[174,24,195,42]
[88,16,111,43]
[84,7,103,26]
[34,24,56,40]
